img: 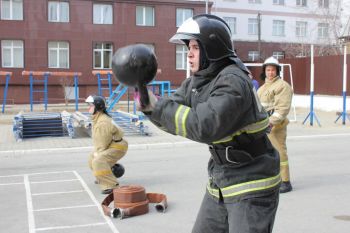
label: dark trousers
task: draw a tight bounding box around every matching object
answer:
[192,190,279,233]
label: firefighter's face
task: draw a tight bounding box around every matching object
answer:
[88,103,95,114]
[187,39,200,73]
[265,65,277,80]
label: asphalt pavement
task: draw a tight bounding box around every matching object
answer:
[1,104,350,233]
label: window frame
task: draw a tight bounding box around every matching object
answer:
[273,51,285,60]
[93,3,113,25]
[272,20,285,37]
[93,42,113,69]
[273,0,285,5]
[248,0,261,3]
[48,1,70,23]
[296,21,307,37]
[136,5,155,27]
[176,8,193,27]
[318,23,329,39]
[318,0,329,8]
[296,0,307,7]
[0,0,23,20]
[223,16,237,35]
[175,45,187,70]
[48,41,70,69]
[248,18,258,35]
[1,39,24,68]
[248,51,260,61]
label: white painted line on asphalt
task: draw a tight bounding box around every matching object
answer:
[0,182,23,186]
[0,140,199,155]
[34,204,96,212]
[35,222,107,232]
[31,179,79,184]
[288,133,350,139]
[73,170,120,233]
[24,175,36,233]
[0,170,75,178]
[32,190,84,196]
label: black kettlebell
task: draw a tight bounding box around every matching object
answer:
[111,163,125,178]
[112,44,158,107]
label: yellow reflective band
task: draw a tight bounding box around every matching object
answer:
[175,105,183,135]
[94,169,113,177]
[207,174,281,199]
[181,107,190,137]
[207,184,220,198]
[213,118,269,144]
[175,105,190,137]
[280,161,289,166]
[109,143,128,151]
[221,174,281,198]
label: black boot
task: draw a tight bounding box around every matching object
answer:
[280,181,292,193]
[101,189,113,195]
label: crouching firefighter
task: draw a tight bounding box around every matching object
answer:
[85,95,128,195]
[134,14,281,233]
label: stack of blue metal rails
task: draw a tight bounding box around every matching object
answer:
[13,112,70,141]
[80,111,150,136]
[109,111,149,136]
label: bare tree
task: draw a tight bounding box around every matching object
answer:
[59,76,74,106]
[281,0,345,57]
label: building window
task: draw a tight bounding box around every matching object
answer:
[273,51,284,60]
[1,0,23,20]
[93,43,113,69]
[273,0,284,5]
[318,23,329,38]
[136,6,154,26]
[248,51,259,61]
[1,40,23,68]
[248,0,261,3]
[248,18,258,35]
[272,20,285,36]
[223,17,236,35]
[176,8,193,27]
[93,4,113,24]
[48,1,69,22]
[48,41,69,68]
[176,45,187,70]
[296,21,307,37]
[296,0,307,6]
[319,0,329,8]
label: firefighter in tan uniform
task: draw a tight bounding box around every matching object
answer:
[257,57,293,193]
[85,95,128,194]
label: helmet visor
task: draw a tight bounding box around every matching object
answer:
[169,33,197,44]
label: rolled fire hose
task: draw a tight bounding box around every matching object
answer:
[101,185,167,219]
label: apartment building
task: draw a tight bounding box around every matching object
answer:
[211,0,348,61]
[0,0,206,103]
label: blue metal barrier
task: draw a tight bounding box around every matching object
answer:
[107,84,128,112]
[148,80,172,97]
[1,71,11,113]
[95,71,113,97]
[27,72,49,112]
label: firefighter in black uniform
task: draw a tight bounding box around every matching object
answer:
[137,14,281,233]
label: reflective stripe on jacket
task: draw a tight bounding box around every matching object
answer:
[150,62,280,202]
